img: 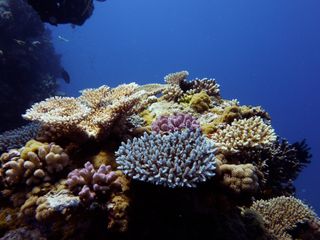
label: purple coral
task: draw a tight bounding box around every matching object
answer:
[151,113,200,133]
[66,162,121,203]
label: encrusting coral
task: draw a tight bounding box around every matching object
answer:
[115,129,216,188]
[0,71,317,239]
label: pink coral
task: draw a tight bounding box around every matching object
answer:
[66,162,121,203]
[151,113,200,133]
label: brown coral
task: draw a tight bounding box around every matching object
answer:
[251,196,320,240]
[1,140,70,187]
[219,163,260,193]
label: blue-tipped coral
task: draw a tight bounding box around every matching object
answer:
[115,129,216,188]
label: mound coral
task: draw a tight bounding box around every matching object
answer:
[219,163,261,194]
[115,129,216,188]
[151,113,200,133]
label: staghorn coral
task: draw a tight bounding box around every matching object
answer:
[209,116,277,154]
[151,113,200,133]
[0,123,40,153]
[164,70,189,85]
[0,140,69,187]
[115,129,216,188]
[219,163,261,194]
[251,196,320,240]
[66,162,122,203]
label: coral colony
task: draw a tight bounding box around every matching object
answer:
[0,71,318,239]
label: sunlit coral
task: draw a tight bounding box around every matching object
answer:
[209,116,277,154]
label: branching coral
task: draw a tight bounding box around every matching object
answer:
[209,116,277,154]
[188,78,221,98]
[0,123,40,153]
[251,196,320,240]
[0,140,69,187]
[66,162,122,203]
[115,129,216,188]
[151,113,200,133]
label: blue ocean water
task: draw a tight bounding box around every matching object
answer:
[50,0,320,213]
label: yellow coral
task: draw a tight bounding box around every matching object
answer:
[189,91,211,113]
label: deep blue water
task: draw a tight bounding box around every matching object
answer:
[50,0,320,213]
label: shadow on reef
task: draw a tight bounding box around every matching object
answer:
[27,0,94,25]
[0,0,63,132]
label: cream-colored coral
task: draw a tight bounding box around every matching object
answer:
[23,96,90,124]
[190,78,220,98]
[23,83,148,139]
[251,196,320,240]
[1,140,70,187]
[209,116,276,154]
[219,163,260,193]
[164,70,189,85]
[162,84,184,102]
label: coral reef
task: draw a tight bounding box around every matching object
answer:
[0,71,317,239]
[115,129,216,188]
